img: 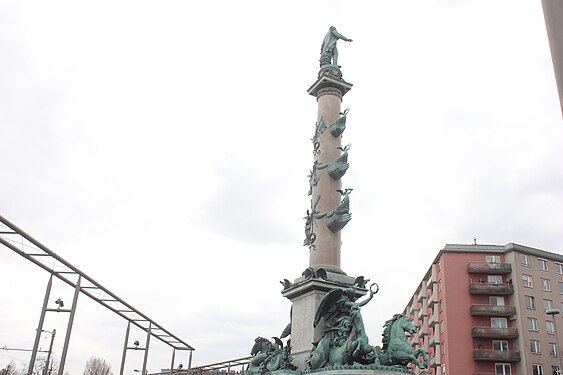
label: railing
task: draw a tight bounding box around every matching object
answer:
[471,327,519,338]
[470,304,517,316]
[152,357,252,375]
[473,349,521,361]
[467,262,512,274]
[469,282,514,295]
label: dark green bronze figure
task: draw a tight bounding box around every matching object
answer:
[325,188,352,232]
[247,337,297,374]
[329,109,349,137]
[373,314,428,370]
[306,284,378,370]
[320,27,353,67]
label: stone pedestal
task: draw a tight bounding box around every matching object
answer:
[282,271,365,370]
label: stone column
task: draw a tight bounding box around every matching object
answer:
[307,65,353,274]
[542,0,563,116]
[282,65,358,370]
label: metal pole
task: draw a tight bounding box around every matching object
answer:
[170,348,176,375]
[555,315,563,374]
[59,275,81,375]
[119,322,131,375]
[141,323,152,375]
[28,275,53,375]
[42,330,56,375]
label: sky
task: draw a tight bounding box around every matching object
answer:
[1,0,563,374]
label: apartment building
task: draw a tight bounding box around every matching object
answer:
[403,243,563,375]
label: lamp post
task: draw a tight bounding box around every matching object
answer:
[546,308,563,374]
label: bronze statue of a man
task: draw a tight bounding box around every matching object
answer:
[320,26,352,67]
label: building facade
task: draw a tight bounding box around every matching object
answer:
[403,243,563,375]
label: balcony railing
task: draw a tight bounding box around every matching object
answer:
[467,262,512,274]
[469,282,514,295]
[471,327,518,339]
[473,349,521,361]
[470,304,516,316]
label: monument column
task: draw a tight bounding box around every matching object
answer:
[283,27,361,370]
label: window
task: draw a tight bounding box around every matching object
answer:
[521,254,531,267]
[437,260,441,272]
[530,340,541,354]
[559,282,563,294]
[441,342,446,355]
[492,317,508,328]
[541,278,552,291]
[523,274,533,288]
[528,317,539,331]
[547,320,556,334]
[440,320,444,334]
[487,255,501,263]
[525,295,536,309]
[490,296,505,306]
[495,363,512,375]
[539,258,549,271]
[556,262,563,274]
[552,365,560,375]
[533,364,544,375]
[493,340,509,351]
[488,275,503,284]
[438,279,442,292]
[439,300,443,312]
[544,299,554,311]
[549,342,558,356]
[441,364,446,375]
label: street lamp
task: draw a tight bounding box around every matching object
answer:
[546,308,563,374]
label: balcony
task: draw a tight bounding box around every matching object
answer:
[469,282,514,295]
[427,264,438,287]
[473,349,520,362]
[417,305,428,320]
[429,329,439,347]
[417,281,427,302]
[428,284,438,307]
[429,350,441,368]
[470,304,517,316]
[471,327,518,339]
[428,308,439,326]
[467,262,512,274]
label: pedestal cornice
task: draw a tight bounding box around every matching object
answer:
[307,65,353,99]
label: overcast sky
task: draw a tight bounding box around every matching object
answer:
[1,1,563,374]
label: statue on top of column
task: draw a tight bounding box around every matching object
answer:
[320,26,353,67]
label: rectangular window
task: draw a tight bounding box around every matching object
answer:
[438,279,442,292]
[490,296,505,306]
[528,317,539,331]
[495,363,512,375]
[439,320,444,334]
[552,365,560,375]
[541,278,552,291]
[544,299,554,311]
[521,254,531,267]
[523,274,533,288]
[486,255,501,263]
[559,282,563,294]
[439,300,443,312]
[530,340,541,354]
[493,340,509,351]
[441,364,446,375]
[488,275,503,284]
[539,258,549,271]
[547,320,556,334]
[532,364,544,375]
[556,262,563,274]
[492,317,508,328]
[441,342,445,355]
[525,295,536,309]
[549,342,558,356]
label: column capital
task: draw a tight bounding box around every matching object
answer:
[307,65,353,99]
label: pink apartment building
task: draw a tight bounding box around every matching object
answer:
[403,243,563,375]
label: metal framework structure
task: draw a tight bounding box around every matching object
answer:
[0,214,194,374]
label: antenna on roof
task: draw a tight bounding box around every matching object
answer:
[473,237,477,245]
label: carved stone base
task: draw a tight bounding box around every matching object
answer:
[282,273,367,370]
[271,368,413,375]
